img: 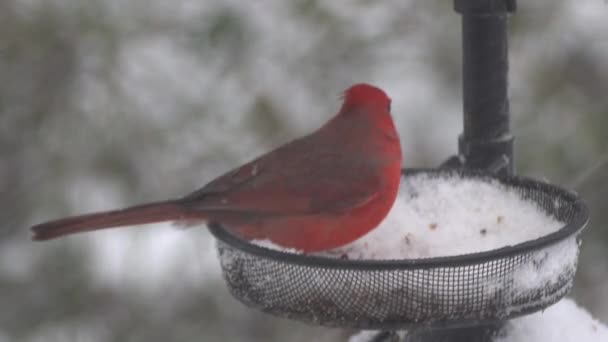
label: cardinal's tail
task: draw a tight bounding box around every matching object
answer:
[31,200,199,241]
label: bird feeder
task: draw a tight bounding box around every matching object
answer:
[210,1,590,341]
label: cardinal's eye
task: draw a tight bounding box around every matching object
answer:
[387,101,392,112]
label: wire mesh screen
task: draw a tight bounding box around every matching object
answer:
[210,169,588,329]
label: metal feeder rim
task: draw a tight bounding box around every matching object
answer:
[209,168,589,270]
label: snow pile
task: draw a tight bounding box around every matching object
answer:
[347,299,608,342]
[496,298,608,342]
[254,173,565,259]
[329,174,564,259]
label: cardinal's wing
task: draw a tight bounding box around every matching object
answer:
[181,147,381,215]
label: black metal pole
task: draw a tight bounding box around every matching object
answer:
[443,0,516,176]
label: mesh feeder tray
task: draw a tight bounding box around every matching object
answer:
[209,169,589,330]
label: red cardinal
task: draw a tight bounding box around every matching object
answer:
[30,83,402,252]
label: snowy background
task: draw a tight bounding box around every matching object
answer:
[1,0,608,341]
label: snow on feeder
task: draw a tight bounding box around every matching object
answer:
[209,168,588,329]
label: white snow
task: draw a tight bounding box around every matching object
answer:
[251,239,300,255]
[348,331,407,342]
[254,173,565,260]
[510,237,579,298]
[496,298,608,342]
[347,299,608,342]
